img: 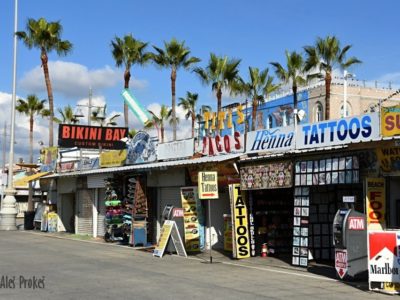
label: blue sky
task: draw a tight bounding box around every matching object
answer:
[1,0,400,162]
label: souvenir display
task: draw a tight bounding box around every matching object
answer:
[104,178,130,244]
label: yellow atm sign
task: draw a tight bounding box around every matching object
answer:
[198,171,219,199]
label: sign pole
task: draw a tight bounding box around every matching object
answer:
[208,199,212,264]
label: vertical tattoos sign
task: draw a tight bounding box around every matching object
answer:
[229,184,250,259]
[366,178,386,230]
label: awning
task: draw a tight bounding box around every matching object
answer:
[13,172,51,187]
[41,153,243,179]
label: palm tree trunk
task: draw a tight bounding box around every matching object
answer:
[217,88,222,135]
[124,69,131,128]
[161,125,165,143]
[325,73,332,120]
[41,49,54,147]
[27,115,34,212]
[171,68,177,141]
[29,115,34,164]
[191,114,195,138]
[293,85,298,110]
[251,98,257,131]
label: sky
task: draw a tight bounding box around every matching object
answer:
[1,0,400,164]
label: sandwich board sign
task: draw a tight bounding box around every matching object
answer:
[153,220,187,258]
[198,171,218,199]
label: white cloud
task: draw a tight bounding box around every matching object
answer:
[19,61,148,98]
[0,92,49,164]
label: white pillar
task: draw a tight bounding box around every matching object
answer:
[93,188,98,238]
[0,0,18,230]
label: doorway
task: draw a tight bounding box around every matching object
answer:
[60,193,75,233]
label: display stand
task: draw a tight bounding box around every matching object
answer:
[130,177,148,247]
[104,178,130,243]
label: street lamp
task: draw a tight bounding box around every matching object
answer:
[0,0,18,230]
[343,70,355,118]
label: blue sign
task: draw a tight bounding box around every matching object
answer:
[246,126,294,153]
[296,113,380,150]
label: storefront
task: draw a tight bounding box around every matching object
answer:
[239,160,294,258]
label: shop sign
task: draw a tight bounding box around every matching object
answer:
[377,147,400,174]
[296,113,379,150]
[381,105,400,137]
[188,163,239,186]
[99,150,127,167]
[240,161,292,190]
[203,106,245,131]
[348,217,365,230]
[181,187,205,252]
[58,124,128,149]
[366,178,386,230]
[246,126,294,154]
[47,212,58,233]
[198,172,219,199]
[343,196,355,203]
[78,157,99,171]
[368,231,400,283]
[126,131,157,164]
[229,184,250,259]
[335,249,348,279]
[172,208,184,218]
[40,146,58,172]
[153,220,173,257]
[157,138,194,160]
[58,161,76,173]
[201,132,243,156]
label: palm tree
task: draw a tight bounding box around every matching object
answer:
[91,105,120,127]
[54,105,79,124]
[271,51,307,115]
[111,34,152,127]
[128,129,137,138]
[194,53,241,132]
[145,105,172,143]
[237,67,279,131]
[16,18,73,147]
[304,35,362,120]
[152,38,200,141]
[16,94,50,212]
[178,92,199,138]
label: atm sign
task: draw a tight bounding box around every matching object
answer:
[348,217,365,230]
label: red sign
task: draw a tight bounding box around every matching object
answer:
[172,208,184,218]
[348,217,365,230]
[335,249,348,279]
[201,132,242,156]
[58,124,128,149]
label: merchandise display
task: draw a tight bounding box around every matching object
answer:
[129,176,149,247]
[104,178,131,243]
[253,189,292,256]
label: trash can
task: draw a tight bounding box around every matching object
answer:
[24,211,35,230]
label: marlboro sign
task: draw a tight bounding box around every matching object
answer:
[198,172,219,199]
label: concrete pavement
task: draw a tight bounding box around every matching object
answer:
[0,231,394,300]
